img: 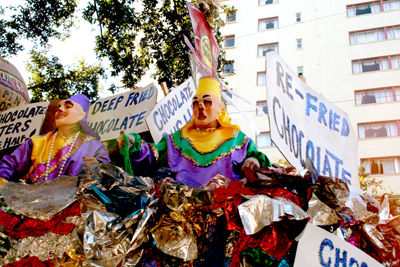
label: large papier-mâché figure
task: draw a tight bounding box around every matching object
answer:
[119,77,270,187]
[0,94,111,184]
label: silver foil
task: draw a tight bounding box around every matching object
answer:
[83,202,156,267]
[307,193,340,226]
[0,231,76,266]
[238,195,310,235]
[1,176,77,221]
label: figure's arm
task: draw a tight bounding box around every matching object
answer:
[0,139,33,182]
[119,132,162,176]
[82,143,112,164]
[93,143,111,163]
[243,138,271,170]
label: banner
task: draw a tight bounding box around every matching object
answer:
[266,52,360,191]
[88,84,157,141]
[294,223,381,267]
[185,3,220,77]
[0,102,49,150]
[146,78,195,144]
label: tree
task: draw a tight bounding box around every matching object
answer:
[83,0,235,89]
[0,0,78,58]
[1,0,235,98]
[27,49,108,103]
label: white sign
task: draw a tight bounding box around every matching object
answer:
[0,102,49,150]
[88,84,157,141]
[266,52,360,191]
[294,223,381,267]
[146,78,195,143]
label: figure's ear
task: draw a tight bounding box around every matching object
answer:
[218,99,223,113]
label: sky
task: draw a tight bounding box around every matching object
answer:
[7,1,158,99]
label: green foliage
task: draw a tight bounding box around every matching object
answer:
[27,49,108,103]
[1,0,234,98]
[83,0,233,89]
[0,0,77,57]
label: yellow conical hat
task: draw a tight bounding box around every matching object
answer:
[196,76,221,99]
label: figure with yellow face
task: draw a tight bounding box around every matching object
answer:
[0,94,110,184]
[119,77,270,187]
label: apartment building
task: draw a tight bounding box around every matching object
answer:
[219,0,400,193]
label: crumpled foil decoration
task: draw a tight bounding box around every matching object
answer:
[238,195,310,235]
[1,176,77,221]
[150,179,221,262]
[78,163,157,266]
[307,192,340,226]
[0,231,77,266]
[78,163,154,218]
[83,203,156,267]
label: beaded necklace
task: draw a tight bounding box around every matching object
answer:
[195,126,217,132]
[44,131,80,180]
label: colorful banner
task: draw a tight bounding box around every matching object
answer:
[146,78,195,144]
[266,52,360,191]
[185,3,220,77]
[88,84,157,141]
[294,223,381,267]
[0,102,49,150]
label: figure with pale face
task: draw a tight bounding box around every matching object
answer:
[119,77,270,187]
[0,94,110,184]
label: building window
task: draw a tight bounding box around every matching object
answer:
[297,39,302,49]
[350,25,400,44]
[355,87,400,105]
[256,101,268,115]
[358,121,399,139]
[224,35,235,48]
[361,157,400,175]
[258,43,278,57]
[223,90,233,104]
[259,0,278,6]
[296,13,301,22]
[257,132,274,147]
[223,63,234,74]
[352,55,400,74]
[258,17,278,30]
[347,0,400,17]
[297,66,304,76]
[226,12,236,22]
[257,72,266,85]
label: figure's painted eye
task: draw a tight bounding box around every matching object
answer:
[204,98,212,108]
[192,100,199,109]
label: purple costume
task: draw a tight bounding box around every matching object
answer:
[0,94,110,183]
[124,130,270,187]
[0,133,110,183]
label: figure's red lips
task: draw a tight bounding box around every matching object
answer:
[198,113,206,120]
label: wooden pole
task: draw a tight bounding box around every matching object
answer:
[161,82,169,96]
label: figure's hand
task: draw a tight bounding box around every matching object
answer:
[117,131,135,150]
[242,157,260,171]
[83,157,99,164]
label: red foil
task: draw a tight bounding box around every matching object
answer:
[0,201,80,239]
[3,256,54,267]
[230,218,308,266]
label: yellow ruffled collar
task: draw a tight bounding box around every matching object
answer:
[181,109,240,153]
